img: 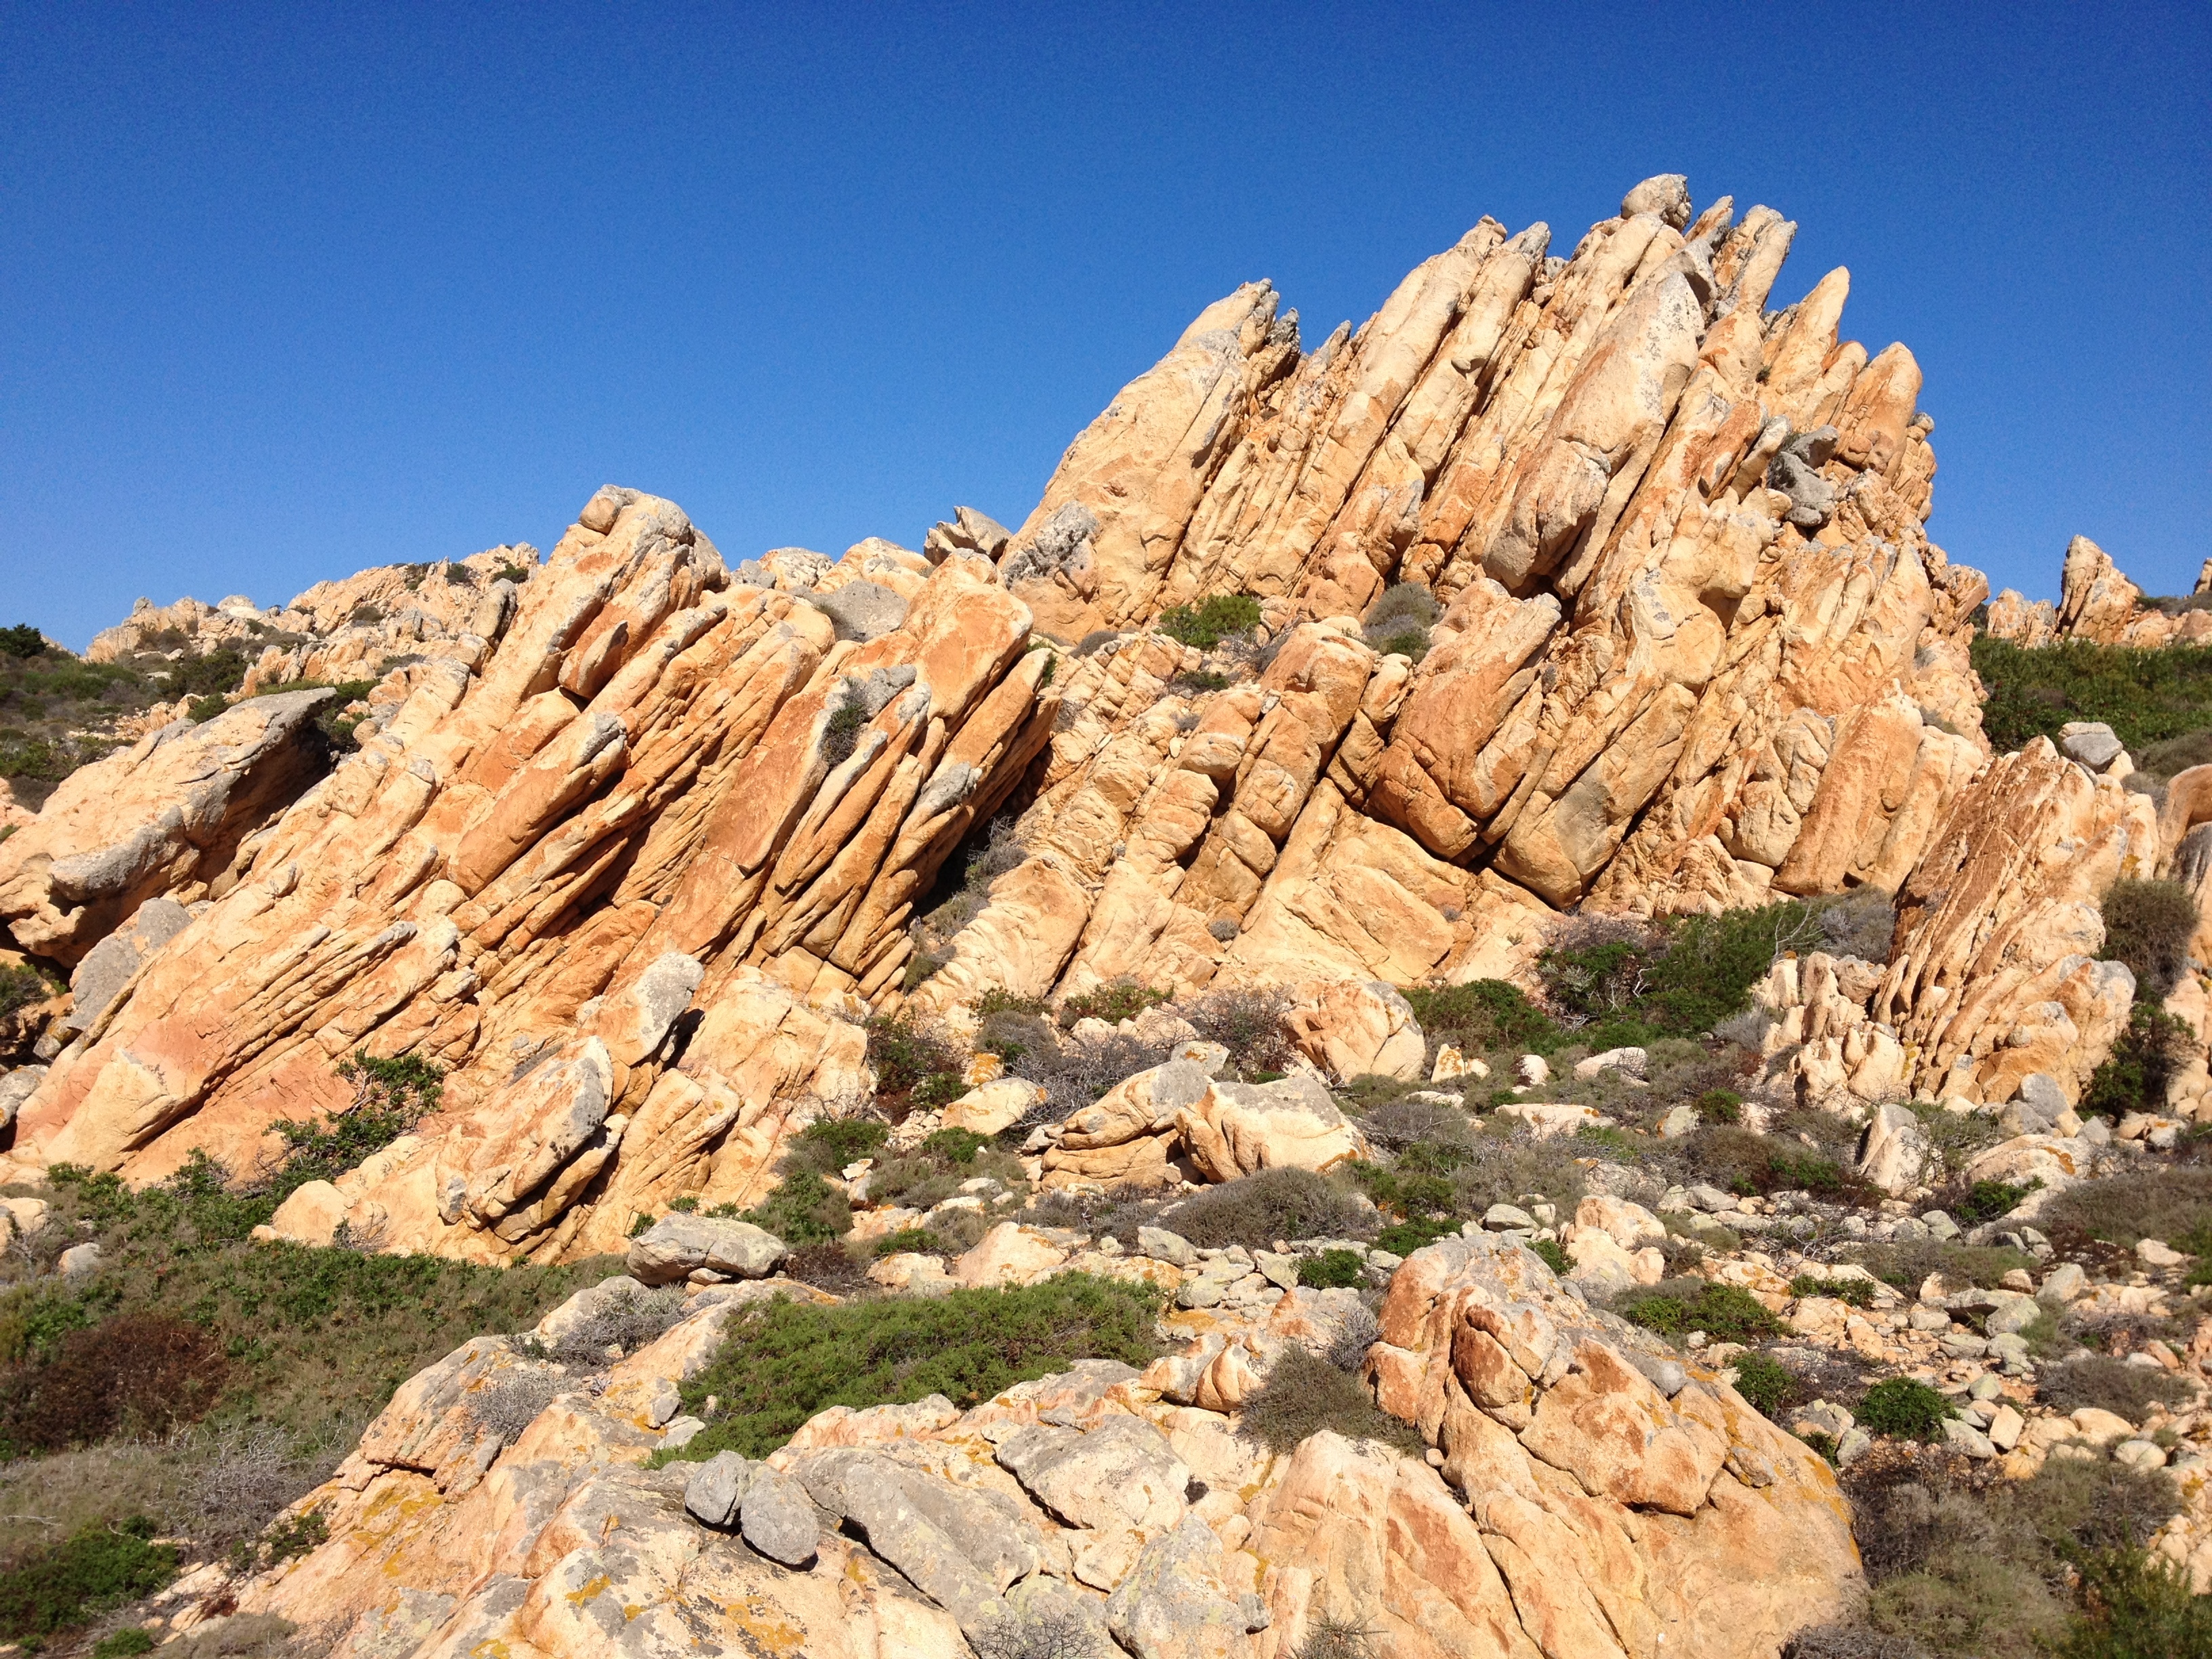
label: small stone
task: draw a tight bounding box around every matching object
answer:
[2038,1262,2088,1305]
[1942,1417,1996,1459]
[1657,1105,1698,1139]
[1137,1227,1196,1267]
[684,1451,755,1528]
[1572,1046,1647,1081]
[1988,1405,2025,1452]
[662,1416,707,1449]
[739,1469,819,1567]
[2137,1238,2186,1268]
[2114,1439,2168,1472]
[1921,1210,1960,1241]
[1967,1374,2005,1402]
[1176,1279,1223,1310]
[1366,1250,1404,1271]
[1836,1427,1872,1466]
[1517,1054,1550,1087]
[1254,1251,1300,1292]
[56,1242,102,1280]
[1483,1203,1538,1231]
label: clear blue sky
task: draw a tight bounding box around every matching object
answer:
[3,2,2206,649]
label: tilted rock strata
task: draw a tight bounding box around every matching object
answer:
[0,689,340,964]
[222,1239,1858,1659]
[7,173,2173,1251]
[1985,535,2212,649]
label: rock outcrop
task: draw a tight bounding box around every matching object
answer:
[3,171,2167,1256]
[209,1234,1858,1659]
[1984,535,2212,649]
[0,689,340,964]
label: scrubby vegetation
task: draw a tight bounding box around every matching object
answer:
[0,1515,179,1643]
[1817,1450,2209,1658]
[662,1276,1162,1462]
[1973,634,2212,756]
[1360,582,1441,661]
[1157,594,1262,651]
[2097,878,2200,1003]
[1614,1279,1784,1344]
[1235,1342,1423,1457]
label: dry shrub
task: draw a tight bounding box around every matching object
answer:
[1177,985,1292,1072]
[1157,1169,1372,1250]
[1236,1345,1420,1457]
[2098,878,2200,1001]
[472,1368,567,1443]
[2035,1355,2194,1425]
[1,1313,228,1453]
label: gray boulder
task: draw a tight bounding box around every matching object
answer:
[806,580,908,642]
[738,1468,819,1568]
[626,1215,789,1286]
[683,1450,754,1528]
[59,896,192,1037]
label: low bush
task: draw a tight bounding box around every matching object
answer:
[2036,1355,2194,1425]
[1847,1240,2038,1292]
[0,962,61,1020]
[2097,879,2199,1002]
[1856,1378,1954,1441]
[1790,1274,1879,1309]
[1952,1178,2040,1225]
[778,1115,891,1179]
[725,1169,851,1247]
[0,1516,178,1641]
[2,1160,618,1458]
[1159,1168,1372,1250]
[1298,1248,1366,1289]
[1731,1351,1800,1418]
[1972,634,2212,753]
[1613,1280,1782,1343]
[1696,1088,1744,1125]
[1234,1343,1422,1458]
[0,625,44,658]
[865,1013,964,1117]
[1685,1123,1858,1199]
[2078,1002,2196,1121]
[663,1276,1162,1462]
[261,1051,444,1205]
[1157,594,1262,651]
[1528,1237,1572,1275]
[2057,1548,2212,1655]
[1179,985,1292,1073]
[0,1311,229,1456]
[1361,583,1441,661]
[1401,979,1560,1058]
[2039,1166,2212,1251]
[1060,981,1170,1027]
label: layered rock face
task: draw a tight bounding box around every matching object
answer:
[1985,534,2212,648]
[3,171,2171,1256]
[223,1234,1858,1659]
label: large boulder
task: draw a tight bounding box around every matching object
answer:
[626,1214,790,1285]
[1176,1072,1370,1181]
[1282,980,1427,1083]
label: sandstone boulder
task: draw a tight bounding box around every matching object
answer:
[627,1214,789,1284]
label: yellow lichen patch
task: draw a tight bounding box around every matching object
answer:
[565,1572,613,1605]
[468,1641,511,1659]
[726,1593,808,1654]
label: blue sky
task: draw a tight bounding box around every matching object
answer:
[3,2,2206,649]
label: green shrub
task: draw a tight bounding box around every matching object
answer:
[1234,1343,1423,1457]
[1614,1280,1782,1343]
[1856,1377,1953,1441]
[920,1128,990,1166]
[1297,1248,1367,1289]
[1060,981,1170,1027]
[2098,879,2200,1003]
[865,1013,964,1112]
[781,1116,891,1176]
[0,625,45,658]
[1169,668,1231,694]
[0,962,61,1019]
[1687,1124,1858,1199]
[1696,1088,1744,1124]
[1731,1351,1798,1418]
[1954,1178,2041,1224]
[1972,634,2212,753]
[1529,1237,1572,1276]
[1790,1274,1878,1309]
[973,988,1049,1018]
[663,1276,1162,1461]
[822,693,868,765]
[1847,1239,2039,1292]
[1162,1168,1372,1250]
[0,1517,178,1640]
[1157,594,1262,650]
[228,1507,328,1573]
[262,1052,445,1204]
[94,1629,157,1658]
[1401,979,1560,1056]
[171,647,247,698]
[2057,1548,2212,1656]
[729,1170,851,1247]
[186,693,229,722]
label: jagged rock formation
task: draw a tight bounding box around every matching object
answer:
[0,173,2181,1260]
[217,1233,1858,1659]
[1985,535,2212,648]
